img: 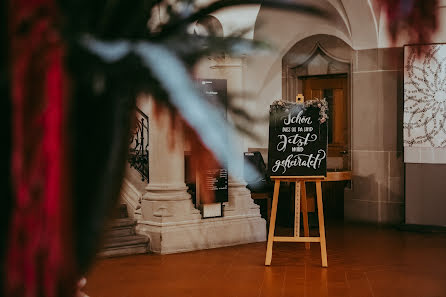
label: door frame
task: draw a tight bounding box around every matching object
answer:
[299,74,350,170]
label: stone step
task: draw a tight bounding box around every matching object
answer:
[98,242,148,258]
[105,225,135,238]
[111,204,129,219]
[102,234,148,249]
[107,218,135,228]
[98,203,149,258]
[98,234,149,258]
[104,218,136,238]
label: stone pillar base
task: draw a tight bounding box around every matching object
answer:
[136,215,266,254]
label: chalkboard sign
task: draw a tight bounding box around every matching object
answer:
[267,100,328,177]
[197,79,229,203]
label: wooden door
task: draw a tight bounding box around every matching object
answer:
[302,75,349,170]
[301,75,349,220]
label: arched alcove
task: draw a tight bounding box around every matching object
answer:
[282,34,352,102]
[245,0,379,113]
[193,15,224,37]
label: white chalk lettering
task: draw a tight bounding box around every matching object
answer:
[283,110,312,125]
[276,133,318,152]
[292,147,304,152]
[271,150,327,174]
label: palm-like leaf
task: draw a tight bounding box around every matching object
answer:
[4,1,441,296]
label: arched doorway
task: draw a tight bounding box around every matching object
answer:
[283,34,352,171]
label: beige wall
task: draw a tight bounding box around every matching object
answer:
[345,47,404,223]
[406,164,446,227]
[239,0,406,224]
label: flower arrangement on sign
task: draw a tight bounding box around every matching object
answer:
[270,98,329,123]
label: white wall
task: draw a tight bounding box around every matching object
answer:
[211,5,260,39]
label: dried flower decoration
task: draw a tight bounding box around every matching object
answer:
[270,98,328,123]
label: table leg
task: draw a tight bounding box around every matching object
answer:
[301,181,310,250]
[316,181,328,267]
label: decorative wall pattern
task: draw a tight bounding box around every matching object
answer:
[404,45,446,163]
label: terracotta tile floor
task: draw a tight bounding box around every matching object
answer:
[86,223,446,297]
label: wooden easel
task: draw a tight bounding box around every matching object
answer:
[265,177,327,267]
[265,94,328,268]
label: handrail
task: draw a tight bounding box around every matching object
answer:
[128,107,149,181]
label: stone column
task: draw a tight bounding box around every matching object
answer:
[136,98,201,253]
[223,129,262,219]
[137,56,267,254]
[195,56,266,238]
[223,130,265,242]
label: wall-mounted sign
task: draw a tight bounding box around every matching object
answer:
[267,100,328,177]
[197,79,228,207]
[197,79,227,114]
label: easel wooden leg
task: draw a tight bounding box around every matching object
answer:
[301,181,310,250]
[316,181,328,267]
[265,179,280,266]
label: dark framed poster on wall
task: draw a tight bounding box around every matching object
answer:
[267,100,328,177]
[195,79,228,217]
[197,79,228,113]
